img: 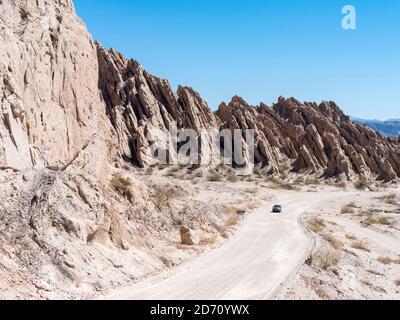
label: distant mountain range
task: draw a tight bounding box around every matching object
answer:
[352,117,400,137]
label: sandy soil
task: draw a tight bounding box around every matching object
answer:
[278,189,400,300]
[4,163,396,300]
[101,187,373,300]
[0,165,275,299]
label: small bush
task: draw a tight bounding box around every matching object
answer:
[305,254,314,266]
[377,256,393,265]
[395,279,400,286]
[152,187,169,209]
[165,171,177,177]
[377,217,393,226]
[377,256,400,265]
[208,171,225,182]
[377,193,397,205]
[200,233,219,245]
[341,203,357,214]
[360,280,386,293]
[225,214,240,227]
[362,217,376,226]
[247,202,261,210]
[351,240,370,252]
[309,250,340,270]
[152,185,185,210]
[224,207,238,215]
[323,233,344,250]
[362,216,393,226]
[304,178,319,185]
[111,175,133,192]
[354,176,368,190]
[318,250,340,270]
[308,219,326,234]
[348,202,358,208]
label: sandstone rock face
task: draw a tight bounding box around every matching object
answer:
[97,47,399,181]
[0,2,398,181]
[97,46,221,168]
[216,97,400,181]
[0,0,112,171]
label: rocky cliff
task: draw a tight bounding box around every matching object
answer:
[97,46,220,168]
[1,1,398,181]
[218,97,400,181]
[97,47,400,181]
[0,0,113,175]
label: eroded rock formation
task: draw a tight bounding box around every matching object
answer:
[97,47,400,181]
[1,0,398,181]
[0,0,113,173]
[217,97,400,181]
[97,46,220,168]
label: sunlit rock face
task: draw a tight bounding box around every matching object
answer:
[0,0,113,171]
[98,46,400,181]
[1,0,399,181]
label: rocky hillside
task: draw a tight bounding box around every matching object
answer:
[1,0,399,182]
[0,0,115,175]
[0,0,233,299]
[97,46,220,168]
[218,97,400,181]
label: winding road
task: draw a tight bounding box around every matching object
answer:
[103,191,353,300]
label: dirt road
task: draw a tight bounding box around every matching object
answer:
[102,190,356,300]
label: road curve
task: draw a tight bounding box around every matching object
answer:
[102,191,345,300]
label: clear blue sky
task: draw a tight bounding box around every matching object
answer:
[74,0,399,120]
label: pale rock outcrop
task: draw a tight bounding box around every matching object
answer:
[0,1,398,181]
[211,96,400,181]
[97,46,223,168]
[96,43,400,181]
[0,0,113,172]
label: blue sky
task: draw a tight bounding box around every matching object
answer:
[74,0,399,120]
